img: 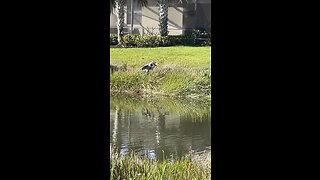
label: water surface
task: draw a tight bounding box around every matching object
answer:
[110,94,211,161]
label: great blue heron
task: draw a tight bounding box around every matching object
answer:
[142,61,157,73]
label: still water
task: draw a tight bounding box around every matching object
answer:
[110,94,211,161]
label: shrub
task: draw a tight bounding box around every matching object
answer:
[122,34,140,47]
[109,29,211,47]
[110,34,118,45]
[136,35,157,47]
[136,36,169,47]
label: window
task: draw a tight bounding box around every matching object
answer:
[127,0,142,25]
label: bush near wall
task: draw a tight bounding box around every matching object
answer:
[110,34,118,45]
[122,34,171,47]
[110,29,211,47]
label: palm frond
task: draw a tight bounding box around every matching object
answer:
[110,0,116,14]
[136,0,148,7]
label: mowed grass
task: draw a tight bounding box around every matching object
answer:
[110,46,211,98]
[110,151,211,180]
[110,46,211,68]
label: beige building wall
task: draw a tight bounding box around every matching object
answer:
[167,6,184,35]
[110,0,211,35]
[110,12,117,34]
[141,6,183,35]
[140,7,159,35]
[110,13,117,27]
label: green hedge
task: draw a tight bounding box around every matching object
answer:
[110,34,118,45]
[110,29,211,47]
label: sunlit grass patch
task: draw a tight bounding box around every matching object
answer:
[110,46,211,69]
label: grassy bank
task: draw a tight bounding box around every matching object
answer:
[110,46,211,98]
[110,151,211,180]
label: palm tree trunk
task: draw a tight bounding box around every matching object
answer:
[115,0,126,44]
[159,0,169,36]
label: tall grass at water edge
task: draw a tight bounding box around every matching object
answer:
[110,150,211,180]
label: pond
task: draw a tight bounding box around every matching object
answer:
[110,94,211,161]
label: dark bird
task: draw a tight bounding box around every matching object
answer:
[142,61,157,73]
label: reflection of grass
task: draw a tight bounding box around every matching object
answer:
[110,150,211,180]
[110,47,211,98]
[110,94,211,122]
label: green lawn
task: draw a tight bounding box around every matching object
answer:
[110,46,211,98]
[110,46,211,69]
